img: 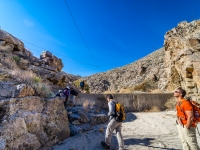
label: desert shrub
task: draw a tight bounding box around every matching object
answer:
[10,69,36,84]
[12,56,21,64]
[83,100,90,113]
[144,106,161,112]
[32,76,42,83]
[1,57,18,69]
[151,89,163,93]
[103,91,116,94]
[32,83,54,97]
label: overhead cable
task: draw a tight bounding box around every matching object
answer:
[63,0,98,67]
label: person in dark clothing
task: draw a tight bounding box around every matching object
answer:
[63,86,70,108]
[80,80,85,91]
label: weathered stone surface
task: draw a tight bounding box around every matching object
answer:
[14,84,35,97]
[88,113,108,126]
[164,20,200,102]
[0,96,70,149]
[0,29,80,87]
[40,51,63,72]
[0,82,16,98]
[85,48,166,93]
[78,112,89,123]
[0,29,24,51]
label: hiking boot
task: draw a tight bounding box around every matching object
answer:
[101,141,110,149]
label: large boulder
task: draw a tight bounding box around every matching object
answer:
[164,20,200,101]
[0,96,70,149]
[40,51,63,72]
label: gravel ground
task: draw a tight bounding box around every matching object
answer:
[53,111,200,150]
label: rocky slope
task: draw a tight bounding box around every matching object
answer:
[85,20,200,102]
[0,29,80,91]
[85,47,166,93]
[0,95,70,150]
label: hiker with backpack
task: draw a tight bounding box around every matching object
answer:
[70,87,78,106]
[63,86,70,108]
[101,94,124,150]
[80,80,85,91]
[174,87,200,150]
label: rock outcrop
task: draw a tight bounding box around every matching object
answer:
[164,20,200,101]
[84,20,200,102]
[0,96,70,149]
[85,48,166,93]
[0,29,80,88]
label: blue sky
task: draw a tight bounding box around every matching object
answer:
[0,0,200,77]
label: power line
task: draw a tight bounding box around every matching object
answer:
[24,42,98,67]
[63,0,98,67]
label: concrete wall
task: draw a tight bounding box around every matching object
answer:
[75,93,174,112]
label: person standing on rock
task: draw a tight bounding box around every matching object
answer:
[70,87,78,107]
[101,94,124,150]
[63,86,70,108]
[174,87,199,150]
[80,80,85,91]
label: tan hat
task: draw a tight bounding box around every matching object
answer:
[66,86,70,89]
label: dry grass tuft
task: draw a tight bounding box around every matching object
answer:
[151,89,163,93]
[83,100,90,113]
[103,91,116,94]
[1,57,18,69]
[144,106,161,112]
[99,127,104,133]
[32,83,54,97]
[10,69,37,85]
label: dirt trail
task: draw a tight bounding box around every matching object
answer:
[53,111,200,150]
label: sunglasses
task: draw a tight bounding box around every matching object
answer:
[174,91,180,93]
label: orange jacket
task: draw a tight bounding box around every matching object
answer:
[176,99,196,127]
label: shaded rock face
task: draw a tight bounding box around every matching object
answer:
[0,96,70,149]
[85,48,166,93]
[67,106,108,136]
[0,29,80,87]
[164,20,200,101]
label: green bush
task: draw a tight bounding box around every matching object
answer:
[32,76,42,83]
[32,83,54,97]
[12,56,21,64]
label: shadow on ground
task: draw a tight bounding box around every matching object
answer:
[123,112,137,123]
[124,137,181,150]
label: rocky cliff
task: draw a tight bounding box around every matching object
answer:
[85,20,200,102]
[0,96,70,150]
[0,29,80,91]
[0,29,79,149]
[85,48,166,93]
[164,20,200,101]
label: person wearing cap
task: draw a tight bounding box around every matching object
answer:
[55,90,64,97]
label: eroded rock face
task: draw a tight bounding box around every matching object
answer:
[0,29,80,87]
[85,48,166,93]
[40,51,63,72]
[0,96,70,149]
[164,20,200,101]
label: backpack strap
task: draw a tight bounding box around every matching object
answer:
[177,101,187,127]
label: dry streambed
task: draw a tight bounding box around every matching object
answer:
[53,111,200,150]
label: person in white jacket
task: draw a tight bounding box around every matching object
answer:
[101,94,124,150]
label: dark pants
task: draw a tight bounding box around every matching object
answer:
[64,96,68,108]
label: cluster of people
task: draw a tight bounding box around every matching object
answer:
[55,86,78,108]
[101,88,200,150]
